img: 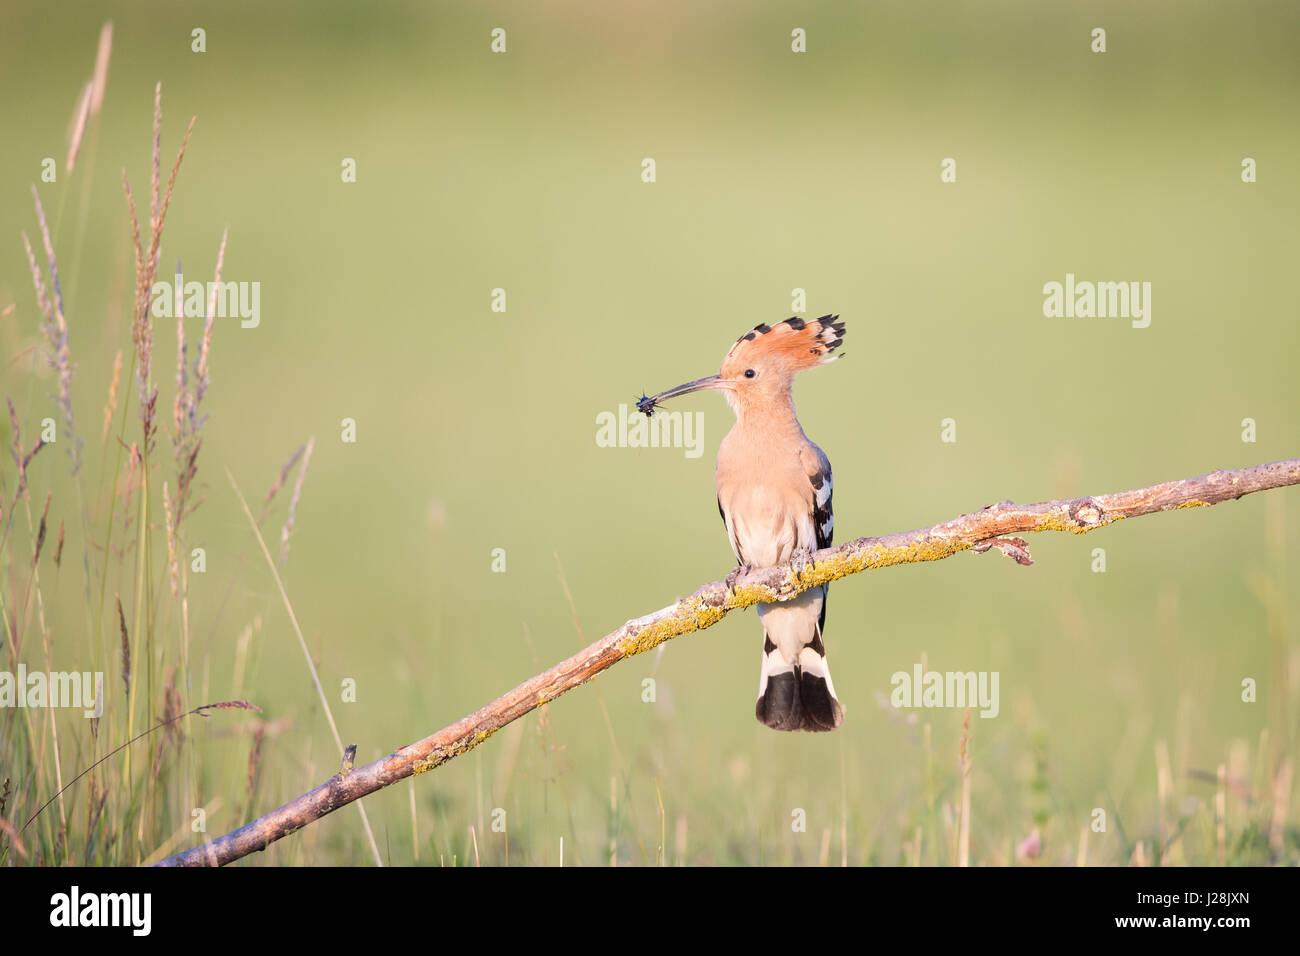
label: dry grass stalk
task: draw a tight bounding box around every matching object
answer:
[173,260,187,443]
[0,816,28,861]
[196,701,262,715]
[102,349,122,443]
[121,172,144,307]
[123,84,196,455]
[153,667,183,777]
[150,87,161,242]
[6,397,47,507]
[113,441,142,559]
[33,492,50,567]
[259,443,305,524]
[162,481,179,595]
[279,437,315,567]
[66,81,93,173]
[53,520,65,568]
[151,112,194,282]
[121,174,152,442]
[22,190,80,472]
[84,789,108,865]
[20,234,52,323]
[168,228,228,543]
[162,668,182,738]
[173,443,200,536]
[1130,840,1148,866]
[30,192,74,433]
[66,20,113,173]
[30,189,64,321]
[195,227,227,418]
[246,724,265,815]
[116,594,130,694]
[90,22,113,115]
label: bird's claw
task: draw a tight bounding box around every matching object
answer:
[791,547,816,579]
[725,564,751,598]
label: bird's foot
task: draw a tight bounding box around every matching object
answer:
[725,563,752,598]
[791,546,816,580]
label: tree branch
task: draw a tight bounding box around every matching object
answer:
[155,457,1300,866]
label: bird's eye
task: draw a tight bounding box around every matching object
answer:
[744,369,756,379]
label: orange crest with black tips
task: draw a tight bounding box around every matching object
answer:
[721,315,846,379]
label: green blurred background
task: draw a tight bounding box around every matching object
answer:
[1,0,1297,865]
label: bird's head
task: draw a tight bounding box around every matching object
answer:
[637,315,845,417]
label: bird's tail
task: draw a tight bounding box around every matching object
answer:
[754,588,843,732]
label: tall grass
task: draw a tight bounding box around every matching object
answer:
[0,34,314,866]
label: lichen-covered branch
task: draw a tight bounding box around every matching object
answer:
[155,457,1300,866]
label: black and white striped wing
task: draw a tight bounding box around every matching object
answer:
[811,467,833,551]
[802,444,833,552]
[801,444,834,640]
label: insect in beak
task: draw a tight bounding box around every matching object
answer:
[637,375,730,417]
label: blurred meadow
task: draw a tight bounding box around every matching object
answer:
[0,0,1297,865]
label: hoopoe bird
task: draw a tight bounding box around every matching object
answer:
[638,316,847,732]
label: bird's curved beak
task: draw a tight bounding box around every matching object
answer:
[637,374,730,415]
